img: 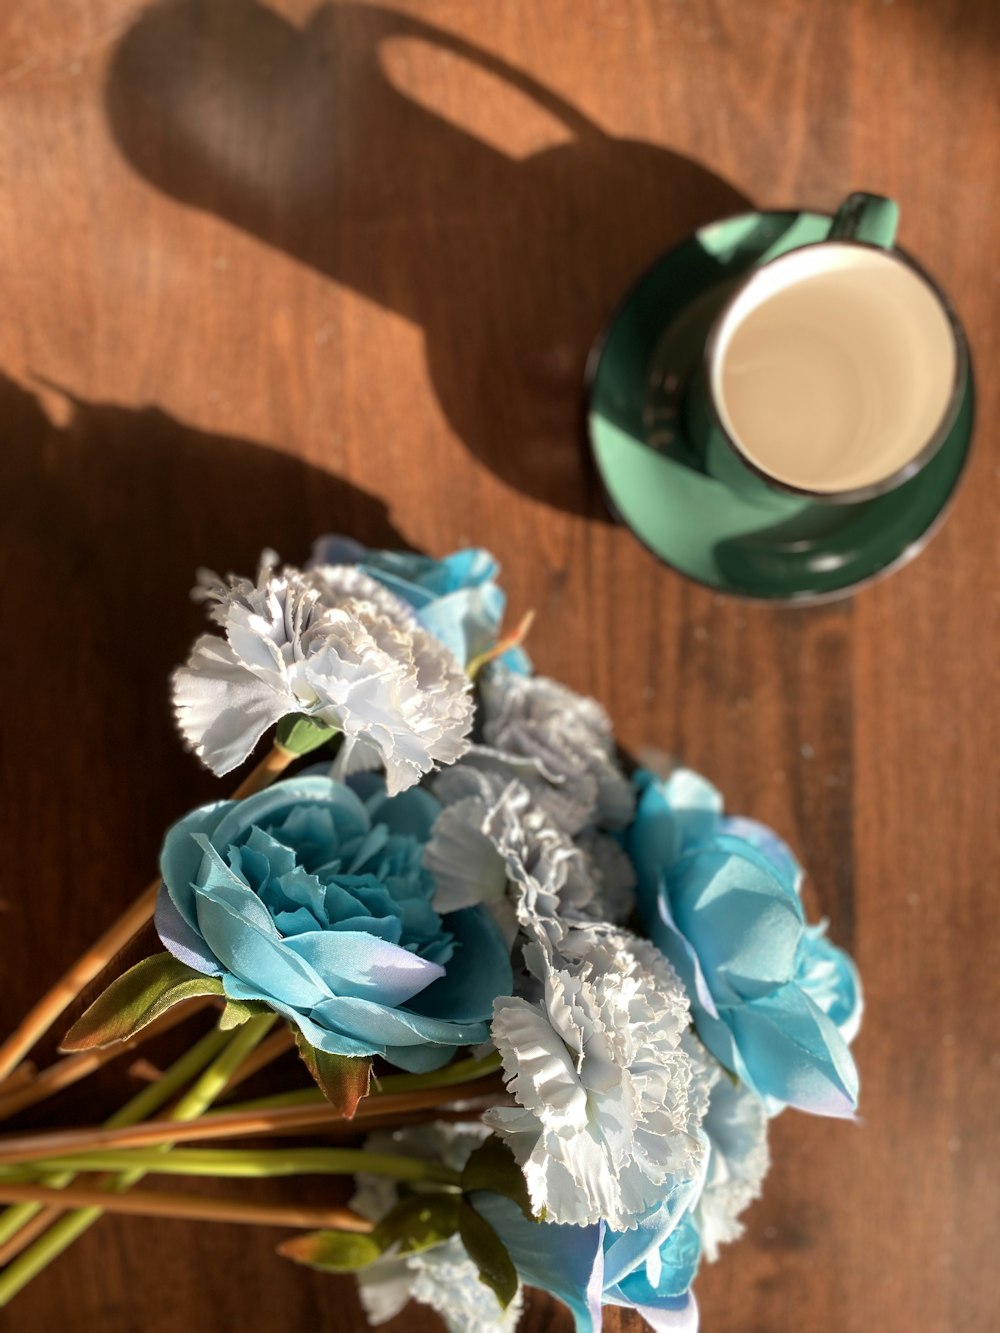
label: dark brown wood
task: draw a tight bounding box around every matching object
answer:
[0,1,997,1330]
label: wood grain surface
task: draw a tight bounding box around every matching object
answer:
[1,1,998,1330]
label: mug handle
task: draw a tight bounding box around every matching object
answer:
[827,191,900,248]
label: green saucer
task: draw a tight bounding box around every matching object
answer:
[586,210,975,602]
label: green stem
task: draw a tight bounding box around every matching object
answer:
[0,1016,274,1307]
[216,1049,503,1116]
[0,1024,230,1250]
[17,1146,460,1187]
[377,1051,502,1094]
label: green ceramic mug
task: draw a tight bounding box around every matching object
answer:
[688,192,969,506]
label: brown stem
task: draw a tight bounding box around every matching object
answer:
[0,999,218,1123]
[0,1077,507,1165]
[0,1182,372,1233]
[0,743,294,1087]
[0,1206,64,1266]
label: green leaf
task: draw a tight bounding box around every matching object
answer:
[278,1228,384,1273]
[275,714,337,757]
[461,1135,534,1220]
[61,953,224,1052]
[295,1031,371,1117]
[219,998,272,1030]
[458,1199,519,1310]
[374,1192,461,1257]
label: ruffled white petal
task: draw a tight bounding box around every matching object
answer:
[480,671,635,833]
[487,926,707,1231]
[693,1055,770,1262]
[175,552,473,789]
[172,635,289,775]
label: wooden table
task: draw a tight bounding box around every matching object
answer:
[1,2,997,1330]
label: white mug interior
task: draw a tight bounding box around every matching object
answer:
[709,242,959,495]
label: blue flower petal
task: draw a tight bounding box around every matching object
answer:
[726,984,859,1117]
[796,925,864,1045]
[667,838,804,1002]
[607,1288,699,1333]
[312,994,489,1049]
[154,883,222,977]
[221,975,377,1058]
[209,777,370,853]
[159,800,235,932]
[364,784,442,843]
[602,1168,704,1290]
[472,1193,605,1333]
[608,1214,702,1305]
[195,892,331,1011]
[629,770,723,919]
[717,816,803,896]
[406,906,513,1024]
[282,929,444,1006]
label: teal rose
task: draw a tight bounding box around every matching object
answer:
[627,768,862,1118]
[155,774,512,1072]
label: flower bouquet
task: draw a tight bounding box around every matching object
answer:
[0,539,862,1330]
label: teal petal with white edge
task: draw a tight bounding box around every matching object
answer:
[282,930,445,1006]
[602,1163,706,1290]
[725,983,859,1118]
[312,993,490,1049]
[154,884,223,978]
[220,976,376,1058]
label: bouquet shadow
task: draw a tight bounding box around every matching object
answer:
[104,0,751,517]
[0,371,403,1078]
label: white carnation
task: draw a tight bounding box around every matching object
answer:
[407,1237,524,1333]
[487,926,707,1230]
[694,1059,770,1262]
[172,553,473,792]
[351,1124,523,1333]
[479,671,635,833]
[424,771,599,947]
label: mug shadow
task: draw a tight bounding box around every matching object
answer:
[104,0,752,517]
[0,371,402,1049]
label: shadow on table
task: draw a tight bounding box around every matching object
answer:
[0,370,401,1045]
[104,0,751,517]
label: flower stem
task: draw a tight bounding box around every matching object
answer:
[0,1076,506,1166]
[217,1050,504,1115]
[0,998,217,1124]
[0,1182,372,1233]
[0,1023,230,1252]
[0,1016,274,1307]
[0,743,294,1088]
[17,1146,460,1186]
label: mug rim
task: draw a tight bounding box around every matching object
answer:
[702,235,970,505]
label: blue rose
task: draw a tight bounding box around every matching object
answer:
[154,774,512,1072]
[308,535,530,672]
[627,769,862,1118]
